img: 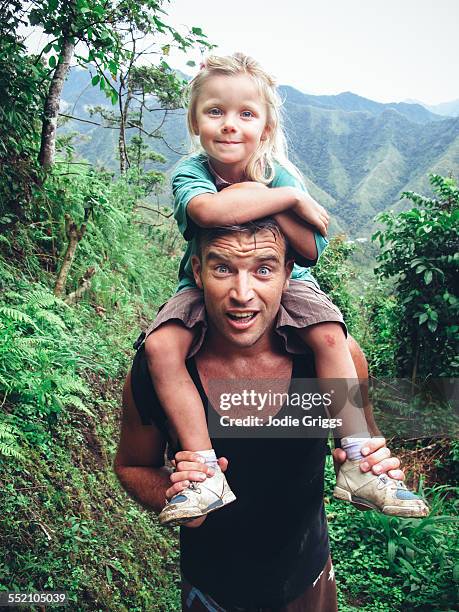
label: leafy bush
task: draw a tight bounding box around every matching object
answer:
[373,175,459,377]
[313,235,363,338]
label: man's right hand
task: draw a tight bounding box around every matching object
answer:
[292,189,329,236]
[166,451,229,528]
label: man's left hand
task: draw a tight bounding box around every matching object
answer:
[332,437,404,481]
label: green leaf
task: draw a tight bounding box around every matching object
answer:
[49,55,57,68]
[424,270,432,285]
[387,539,397,562]
[91,74,100,86]
[186,60,196,67]
[418,313,428,325]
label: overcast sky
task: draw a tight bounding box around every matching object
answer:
[165,0,459,106]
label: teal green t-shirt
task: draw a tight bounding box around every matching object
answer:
[172,154,328,292]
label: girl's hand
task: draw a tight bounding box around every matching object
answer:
[293,190,329,236]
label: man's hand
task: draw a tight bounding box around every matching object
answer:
[332,437,404,480]
[166,451,229,528]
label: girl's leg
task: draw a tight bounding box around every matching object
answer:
[296,323,428,517]
[297,322,369,441]
[144,321,211,451]
[145,321,236,525]
[347,335,381,437]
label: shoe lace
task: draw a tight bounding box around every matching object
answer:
[378,474,408,490]
[188,482,201,493]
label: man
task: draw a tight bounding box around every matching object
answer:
[115,219,410,611]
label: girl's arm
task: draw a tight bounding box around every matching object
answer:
[187,182,329,237]
[272,210,318,263]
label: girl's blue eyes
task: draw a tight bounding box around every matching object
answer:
[207,108,254,118]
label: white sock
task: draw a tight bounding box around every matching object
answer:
[195,449,219,470]
[341,433,371,461]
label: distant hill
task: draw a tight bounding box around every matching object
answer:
[280,87,444,124]
[426,99,459,118]
[403,97,459,118]
[60,68,459,237]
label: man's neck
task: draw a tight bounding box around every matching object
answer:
[196,328,292,379]
[204,326,280,362]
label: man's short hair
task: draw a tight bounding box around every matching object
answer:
[196,217,293,262]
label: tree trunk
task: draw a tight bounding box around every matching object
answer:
[38,36,75,168]
[118,74,133,174]
[54,215,86,297]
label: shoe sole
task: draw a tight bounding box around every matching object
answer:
[159,490,237,527]
[333,486,429,518]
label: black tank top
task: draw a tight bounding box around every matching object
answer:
[179,355,330,609]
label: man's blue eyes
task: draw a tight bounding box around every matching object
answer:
[258,267,271,275]
[215,266,271,275]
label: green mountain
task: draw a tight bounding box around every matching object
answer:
[61,69,459,237]
[280,87,444,124]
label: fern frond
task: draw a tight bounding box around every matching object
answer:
[0,443,24,459]
[0,422,16,441]
[62,395,95,417]
[34,309,67,330]
[54,374,90,396]
[0,422,24,460]
[25,289,69,310]
[15,337,48,348]
[0,307,37,328]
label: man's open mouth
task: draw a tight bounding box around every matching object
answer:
[226,311,258,328]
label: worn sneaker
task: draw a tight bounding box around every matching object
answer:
[333,459,429,518]
[158,469,236,526]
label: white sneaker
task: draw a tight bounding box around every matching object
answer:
[334,459,429,518]
[159,469,236,526]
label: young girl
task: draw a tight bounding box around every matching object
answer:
[140,53,428,525]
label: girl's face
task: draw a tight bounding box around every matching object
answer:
[192,74,270,181]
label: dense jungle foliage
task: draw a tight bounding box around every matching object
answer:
[0,2,458,610]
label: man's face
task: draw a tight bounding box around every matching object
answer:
[191,229,293,350]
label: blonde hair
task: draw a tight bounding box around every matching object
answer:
[186,52,301,184]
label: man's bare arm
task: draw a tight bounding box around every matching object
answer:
[114,372,171,513]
